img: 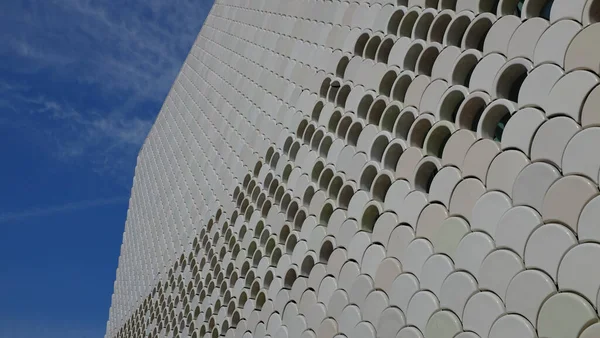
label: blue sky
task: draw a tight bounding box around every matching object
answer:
[0,0,213,337]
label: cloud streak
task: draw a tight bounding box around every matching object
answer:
[0,0,212,182]
[0,196,128,224]
[0,0,211,101]
[0,87,154,180]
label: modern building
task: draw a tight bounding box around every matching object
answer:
[105,0,600,337]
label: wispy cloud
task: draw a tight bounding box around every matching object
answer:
[0,0,211,101]
[0,0,213,335]
[0,196,128,224]
[0,0,212,181]
[0,86,154,179]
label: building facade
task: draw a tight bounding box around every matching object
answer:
[106,0,600,337]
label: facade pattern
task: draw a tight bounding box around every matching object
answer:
[106,0,600,337]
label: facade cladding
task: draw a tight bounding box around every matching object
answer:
[105,0,600,337]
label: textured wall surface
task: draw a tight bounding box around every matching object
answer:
[105,0,600,337]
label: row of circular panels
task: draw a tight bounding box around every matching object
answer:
[323,52,598,116]
[204,8,520,77]
[205,10,535,93]
[315,70,600,167]
[149,219,238,306]
[300,80,599,184]
[234,100,600,308]
[198,20,596,154]
[127,187,308,338]
[108,190,230,332]
[189,29,536,239]
[214,0,599,34]
[233,250,598,338]
[210,1,600,152]
[127,95,230,254]
[176,17,532,248]
[104,5,568,332]
[207,4,600,93]
[211,3,586,70]
[208,0,598,70]
[185,45,319,128]
[150,62,292,270]
[112,138,596,338]
[173,129,432,332]
[183,43,330,181]
[192,25,454,165]
[109,116,580,336]
[266,109,600,255]
[204,6,506,79]
[238,277,599,338]
[205,13,596,117]
[171,68,253,188]
[115,187,380,338]
[197,20,593,151]
[250,153,600,299]
[117,284,600,338]
[179,58,596,280]
[191,32,344,124]
[195,125,600,338]
[198,22,359,98]
[110,233,207,336]
[173,60,286,192]
[110,3,600,338]
[255,107,600,249]
[113,214,229,338]
[181,49,285,196]
[118,84,245,271]
[197,22,600,196]
[107,80,244,320]
[208,4,541,58]
[188,27,308,195]
[158,158,600,338]
[199,16,563,120]
[103,11,330,332]
[218,0,550,20]
[351,15,584,69]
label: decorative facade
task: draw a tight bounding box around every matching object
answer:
[106,0,600,337]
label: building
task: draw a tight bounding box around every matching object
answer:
[105,0,600,337]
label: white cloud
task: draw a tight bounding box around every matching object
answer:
[1,0,211,100]
[0,84,154,181]
[0,196,128,224]
[0,0,212,182]
[90,116,153,146]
